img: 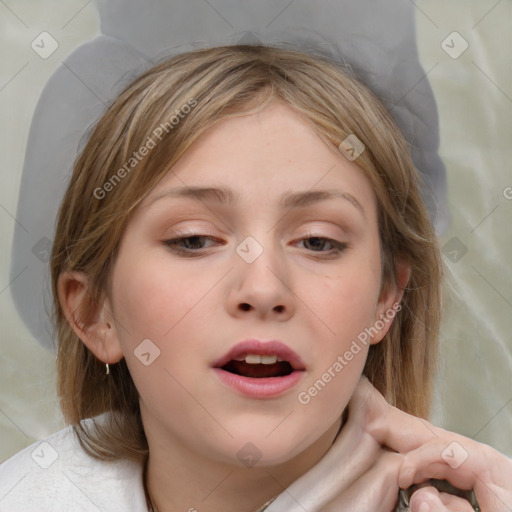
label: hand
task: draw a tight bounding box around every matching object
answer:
[354,376,512,512]
[267,376,406,512]
[409,485,476,512]
[266,377,512,512]
[399,433,512,511]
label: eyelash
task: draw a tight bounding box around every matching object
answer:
[163,233,348,257]
[297,234,348,254]
[163,234,224,256]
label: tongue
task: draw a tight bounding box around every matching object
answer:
[222,360,293,378]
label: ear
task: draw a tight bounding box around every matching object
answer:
[369,260,411,345]
[57,271,124,365]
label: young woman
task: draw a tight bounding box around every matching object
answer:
[0,45,510,512]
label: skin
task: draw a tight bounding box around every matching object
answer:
[58,100,512,511]
[349,378,512,512]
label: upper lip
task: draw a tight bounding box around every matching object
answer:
[212,339,306,371]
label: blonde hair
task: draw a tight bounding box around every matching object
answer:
[51,44,443,462]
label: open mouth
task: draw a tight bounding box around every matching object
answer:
[221,357,295,379]
[213,342,305,398]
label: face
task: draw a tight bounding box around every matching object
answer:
[105,101,396,467]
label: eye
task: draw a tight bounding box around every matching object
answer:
[163,234,223,255]
[296,235,348,254]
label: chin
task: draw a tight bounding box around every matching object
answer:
[214,422,323,469]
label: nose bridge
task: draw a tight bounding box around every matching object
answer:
[236,233,286,290]
[230,233,294,317]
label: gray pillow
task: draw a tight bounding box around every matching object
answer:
[11,0,449,350]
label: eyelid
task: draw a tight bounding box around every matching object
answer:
[171,228,216,237]
[161,220,350,256]
[295,233,349,252]
[162,234,225,257]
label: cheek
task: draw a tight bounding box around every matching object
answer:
[300,255,382,349]
[109,254,212,411]
[293,268,381,444]
[112,270,175,341]
[291,251,382,423]
[110,251,205,351]
[109,249,228,395]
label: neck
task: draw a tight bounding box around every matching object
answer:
[144,417,342,512]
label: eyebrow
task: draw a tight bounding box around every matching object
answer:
[147,186,366,218]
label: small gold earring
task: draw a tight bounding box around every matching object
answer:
[105,363,110,375]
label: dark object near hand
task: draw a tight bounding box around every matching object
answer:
[395,479,480,511]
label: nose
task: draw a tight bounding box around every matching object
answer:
[225,239,296,321]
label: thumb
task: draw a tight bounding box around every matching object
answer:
[352,376,437,453]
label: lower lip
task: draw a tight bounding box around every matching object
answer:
[212,368,305,399]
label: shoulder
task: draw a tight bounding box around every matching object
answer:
[0,422,147,512]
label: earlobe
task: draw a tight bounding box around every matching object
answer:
[57,271,124,364]
[371,260,411,345]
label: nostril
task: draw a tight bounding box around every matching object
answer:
[238,303,285,313]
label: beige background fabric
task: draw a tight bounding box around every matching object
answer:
[1,0,511,464]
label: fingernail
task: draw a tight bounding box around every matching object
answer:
[418,502,430,512]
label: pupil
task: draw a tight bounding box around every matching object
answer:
[184,236,204,249]
[306,237,325,251]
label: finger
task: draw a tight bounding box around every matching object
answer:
[399,438,512,491]
[321,450,403,512]
[437,493,478,512]
[351,377,440,453]
[354,372,512,505]
[398,439,476,490]
[409,487,474,512]
[399,441,512,512]
[352,378,512,511]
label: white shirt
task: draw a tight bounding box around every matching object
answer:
[0,425,148,512]
[0,409,369,512]
[3,378,488,512]
[0,381,399,512]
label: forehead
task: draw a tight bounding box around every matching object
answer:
[142,100,377,219]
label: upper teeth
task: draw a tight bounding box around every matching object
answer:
[237,354,281,364]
